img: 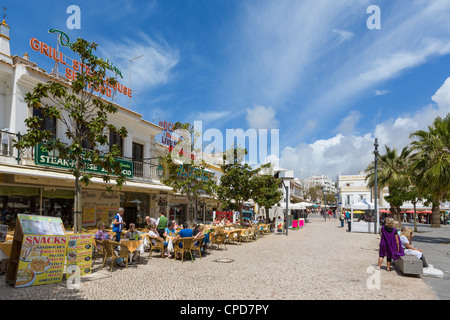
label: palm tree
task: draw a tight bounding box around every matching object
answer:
[409,114,450,228]
[365,146,412,224]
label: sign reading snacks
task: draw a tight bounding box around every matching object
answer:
[6,214,94,288]
[6,214,67,288]
[35,144,133,178]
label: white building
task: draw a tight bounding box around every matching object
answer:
[337,172,389,208]
[0,20,183,228]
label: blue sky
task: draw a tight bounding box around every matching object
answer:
[5,0,450,179]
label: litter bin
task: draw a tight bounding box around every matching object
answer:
[347,221,351,232]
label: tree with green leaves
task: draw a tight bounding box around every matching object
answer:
[409,114,450,228]
[365,146,412,224]
[15,38,128,233]
[217,144,260,226]
[249,164,283,222]
[160,122,217,223]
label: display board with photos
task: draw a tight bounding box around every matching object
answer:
[6,214,67,288]
[66,234,93,279]
[0,224,7,242]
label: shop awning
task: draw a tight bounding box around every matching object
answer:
[0,164,173,192]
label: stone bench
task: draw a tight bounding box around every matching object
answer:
[395,255,423,277]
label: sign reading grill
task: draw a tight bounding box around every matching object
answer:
[35,145,133,178]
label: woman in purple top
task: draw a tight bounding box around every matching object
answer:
[377,218,404,271]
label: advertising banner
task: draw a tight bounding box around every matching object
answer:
[66,234,93,278]
[15,234,68,288]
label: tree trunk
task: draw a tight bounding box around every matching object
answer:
[413,202,418,233]
[390,206,402,228]
[431,202,441,228]
[74,176,82,234]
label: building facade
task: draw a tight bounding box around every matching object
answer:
[0,20,186,229]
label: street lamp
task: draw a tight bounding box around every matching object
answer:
[129,54,144,109]
[321,186,327,222]
[374,138,379,234]
[276,169,294,236]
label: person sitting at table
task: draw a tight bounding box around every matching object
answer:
[164,222,177,238]
[94,222,112,249]
[192,222,201,236]
[172,222,194,259]
[125,223,142,241]
[145,216,157,229]
[148,224,168,256]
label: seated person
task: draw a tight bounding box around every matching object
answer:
[125,223,142,240]
[173,222,193,247]
[400,227,429,268]
[192,222,200,236]
[94,222,112,249]
[164,222,177,238]
[147,224,168,256]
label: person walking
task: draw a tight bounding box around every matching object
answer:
[156,211,168,238]
[340,210,345,227]
[112,207,126,242]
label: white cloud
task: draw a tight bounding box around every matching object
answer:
[332,29,355,44]
[246,105,279,130]
[279,77,450,180]
[336,110,361,135]
[99,32,179,92]
[374,89,390,96]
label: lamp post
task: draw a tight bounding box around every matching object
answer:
[129,54,144,109]
[374,138,379,234]
[321,186,327,222]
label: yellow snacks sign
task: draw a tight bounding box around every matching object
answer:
[16,235,68,288]
[66,234,93,278]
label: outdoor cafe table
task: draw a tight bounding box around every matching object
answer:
[119,239,144,263]
[0,240,12,258]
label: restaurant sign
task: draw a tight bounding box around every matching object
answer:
[176,164,214,181]
[35,144,133,178]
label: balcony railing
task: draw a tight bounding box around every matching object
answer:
[0,130,161,182]
[0,130,34,162]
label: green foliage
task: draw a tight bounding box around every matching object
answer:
[14,38,128,232]
[160,122,217,220]
[249,166,283,221]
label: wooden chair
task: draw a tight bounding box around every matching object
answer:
[147,235,165,259]
[100,240,130,271]
[190,235,204,259]
[93,239,106,265]
[240,229,250,242]
[211,232,227,250]
[173,237,194,262]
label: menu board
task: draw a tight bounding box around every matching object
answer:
[275,219,284,234]
[66,234,93,278]
[15,235,68,288]
[18,214,65,235]
[82,206,95,225]
[96,206,109,225]
[0,224,7,242]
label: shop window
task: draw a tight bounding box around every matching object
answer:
[0,185,40,226]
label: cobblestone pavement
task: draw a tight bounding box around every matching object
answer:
[0,215,438,300]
